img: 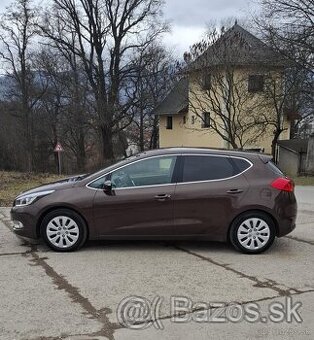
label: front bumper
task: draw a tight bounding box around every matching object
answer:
[11,207,39,239]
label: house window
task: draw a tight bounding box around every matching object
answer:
[183,115,186,124]
[202,73,211,91]
[202,112,210,128]
[166,116,173,129]
[191,115,195,124]
[248,75,264,93]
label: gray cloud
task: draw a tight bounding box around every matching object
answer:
[0,0,12,10]
[164,0,254,27]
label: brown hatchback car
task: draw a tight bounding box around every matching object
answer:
[11,148,297,253]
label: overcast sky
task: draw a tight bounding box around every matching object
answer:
[164,0,260,56]
[0,0,260,57]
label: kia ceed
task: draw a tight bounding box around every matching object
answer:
[11,148,297,253]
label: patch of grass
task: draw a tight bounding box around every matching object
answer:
[292,176,314,186]
[0,171,65,207]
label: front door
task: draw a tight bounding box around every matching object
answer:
[92,155,178,237]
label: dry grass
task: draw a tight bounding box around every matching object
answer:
[292,176,314,186]
[0,171,64,207]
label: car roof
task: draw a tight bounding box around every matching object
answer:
[135,147,271,160]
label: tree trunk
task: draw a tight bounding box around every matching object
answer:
[229,139,238,149]
[149,116,159,149]
[139,113,144,151]
[76,132,86,172]
[271,129,282,163]
[101,125,114,161]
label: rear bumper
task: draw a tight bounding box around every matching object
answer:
[277,218,296,237]
[11,207,39,239]
[275,193,297,237]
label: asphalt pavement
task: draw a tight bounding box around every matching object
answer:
[0,186,313,340]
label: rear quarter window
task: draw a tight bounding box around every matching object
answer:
[231,157,252,173]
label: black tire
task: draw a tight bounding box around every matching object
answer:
[41,209,88,252]
[229,211,276,254]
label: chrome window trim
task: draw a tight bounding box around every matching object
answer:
[86,153,253,191]
[86,154,180,191]
[177,154,253,185]
[113,183,177,191]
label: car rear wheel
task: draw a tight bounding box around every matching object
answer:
[230,212,276,254]
[41,209,87,252]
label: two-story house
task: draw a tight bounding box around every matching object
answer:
[154,24,293,155]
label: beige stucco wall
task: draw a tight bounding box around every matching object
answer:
[159,114,226,149]
[159,67,291,155]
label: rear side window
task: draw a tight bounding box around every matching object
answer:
[182,155,237,182]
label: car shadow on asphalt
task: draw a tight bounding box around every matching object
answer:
[81,239,235,253]
[23,236,286,255]
[78,238,287,256]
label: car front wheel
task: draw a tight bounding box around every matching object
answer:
[230,212,276,254]
[41,209,87,252]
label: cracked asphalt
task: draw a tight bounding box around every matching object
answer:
[0,186,313,340]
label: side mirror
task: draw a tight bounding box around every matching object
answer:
[103,180,112,194]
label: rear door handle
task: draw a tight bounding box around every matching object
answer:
[154,194,171,201]
[227,189,243,194]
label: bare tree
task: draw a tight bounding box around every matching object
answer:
[127,45,176,151]
[34,47,92,172]
[258,69,305,160]
[256,0,314,146]
[258,0,314,70]
[189,71,267,150]
[185,26,268,150]
[0,0,46,171]
[39,0,168,161]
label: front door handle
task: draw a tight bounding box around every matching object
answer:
[154,194,171,201]
[227,189,243,194]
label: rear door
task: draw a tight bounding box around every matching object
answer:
[173,154,250,240]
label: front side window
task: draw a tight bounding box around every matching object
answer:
[111,156,177,188]
[182,155,237,182]
[89,176,108,189]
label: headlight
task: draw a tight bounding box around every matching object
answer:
[15,190,55,207]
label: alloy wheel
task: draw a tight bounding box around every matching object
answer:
[46,216,80,249]
[236,217,271,250]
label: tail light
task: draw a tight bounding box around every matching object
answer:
[271,177,294,192]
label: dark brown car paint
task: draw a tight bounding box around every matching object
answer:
[11,148,297,242]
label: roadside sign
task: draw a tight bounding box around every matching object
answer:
[54,142,64,175]
[54,142,64,152]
